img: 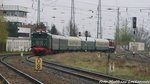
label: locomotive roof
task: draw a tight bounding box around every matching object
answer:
[52,34,67,39]
[95,39,109,42]
[67,36,81,41]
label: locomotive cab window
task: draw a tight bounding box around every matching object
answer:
[32,32,48,38]
[31,32,49,49]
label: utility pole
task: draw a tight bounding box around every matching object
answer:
[36,0,41,31]
[71,0,75,36]
[37,0,40,25]
[116,8,120,48]
[97,0,102,38]
[1,0,4,9]
[107,7,120,50]
[125,8,128,29]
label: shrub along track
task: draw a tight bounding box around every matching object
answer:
[0,54,70,84]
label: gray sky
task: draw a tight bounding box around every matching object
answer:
[1,0,150,39]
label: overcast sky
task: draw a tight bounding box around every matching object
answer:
[1,0,150,39]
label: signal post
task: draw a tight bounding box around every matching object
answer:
[132,17,137,55]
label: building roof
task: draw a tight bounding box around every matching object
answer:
[0,5,28,12]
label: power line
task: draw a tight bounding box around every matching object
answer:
[48,0,150,9]
[77,1,150,9]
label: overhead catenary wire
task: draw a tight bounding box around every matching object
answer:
[29,0,150,38]
[30,0,150,17]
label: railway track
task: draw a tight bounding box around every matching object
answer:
[139,53,150,61]
[1,52,147,84]
[118,48,150,63]
[0,74,10,84]
[0,54,73,84]
[26,56,128,84]
[0,55,43,84]
[124,52,150,63]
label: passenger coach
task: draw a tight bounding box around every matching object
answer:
[31,32,115,56]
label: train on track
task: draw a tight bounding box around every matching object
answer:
[31,31,115,56]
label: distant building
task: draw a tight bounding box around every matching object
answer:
[1,5,47,51]
[0,5,32,51]
[0,5,28,23]
[0,5,32,37]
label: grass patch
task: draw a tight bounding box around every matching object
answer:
[43,52,150,80]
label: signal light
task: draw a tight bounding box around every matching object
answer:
[85,31,88,41]
[85,31,88,37]
[132,17,137,28]
[79,32,81,36]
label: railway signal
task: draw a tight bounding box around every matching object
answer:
[132,17,137,35]
[85,31,88,51]
[35,57,43,71]
[85,31,88,41]
[132,17,137,29]
[79,32,81,36]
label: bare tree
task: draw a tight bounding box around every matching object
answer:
[34,22,47,32]
[118,19,150,50]
[66,20,78,36]
[134,27,150,49]
[0,11,8,51]
[50,24,59,35]
[115,20,133,46]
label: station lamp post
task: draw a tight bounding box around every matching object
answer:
[107,8,120,49]
[107,8,120,73]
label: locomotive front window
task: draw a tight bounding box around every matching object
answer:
[31,32,49,49]
[32,33,48,38]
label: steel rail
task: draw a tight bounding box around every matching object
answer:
[0,56,43,84]
[0,74,10,84]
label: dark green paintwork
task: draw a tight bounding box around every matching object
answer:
[31,32,51,49]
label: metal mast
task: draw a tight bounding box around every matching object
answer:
[37,0,40,25]
[97,0,102,38]
[116,8,120,45]
[71,0,75,35]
